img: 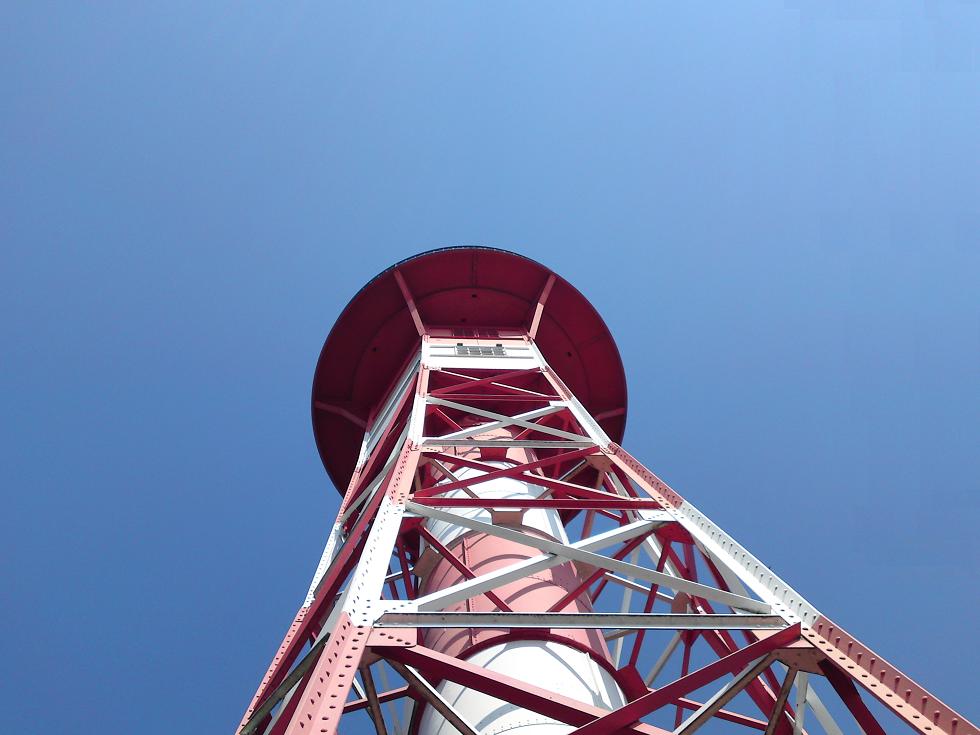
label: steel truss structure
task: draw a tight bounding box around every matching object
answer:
[237,249,975,735]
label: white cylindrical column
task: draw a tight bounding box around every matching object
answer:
[418,640,626,735]
[417,460,626,735]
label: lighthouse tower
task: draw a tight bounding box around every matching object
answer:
[238,248,975,735]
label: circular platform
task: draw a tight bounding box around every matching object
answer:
[312,247,628,493]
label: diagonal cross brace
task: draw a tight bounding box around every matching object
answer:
[374,642,673,735]
[381,517,660,616]
[376,611,787,630]
[427,396,589,442]
[406,501,771,614]
[428,404,567,442]
[418,446,598,494]
[569,624,802,735]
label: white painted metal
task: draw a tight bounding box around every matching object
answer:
[418,640,627,735]
[645,631,682,686]
[805,684,848,735]
[414,443,626,735]
[376,611,787,629]
[423,341,539,371]
[424,439,595,449]
[674,656,770,734]
[379,518,657,617]
[366,352,420,458]
[792,672,808,735]
[304,428,409,606]
[392,663,480,735]
[527,343,612,450]
[420,462,568,549]
[602,571,674,602]
[383,340,835,735]
[375,662,405,735]
[615,462,820,626]
[426,405,563,443]
[771,661,849,735]
[612,547,641,666]
[424,400,581,442]
[303,520,346,608]
[259,682,299,735]
[405,503,769,614]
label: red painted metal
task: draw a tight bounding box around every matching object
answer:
[548,533,649,613]
[238,247,977,735]
[417,526,512,613]
[311,247,628,493]
[343,686,411,714]
[420,446,596,485]
[281,613,370,735]
[820,660,888,735]
[411,497,663,510]
[809,617,970,734]
[569,626,802,735]
[374,642,671,735]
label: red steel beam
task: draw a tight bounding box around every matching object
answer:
[393,269,425,336]
[418,447,599,494]
[254,448,417,715]
[567,624,802,735]
[674,697,769,730]
[343,685,412,714]
[411,497,663,510]
[808,618,977,735]
[819,660,887,735]
[373,642,673,735]
[282,614,371,735]
[418,526,512,612]
[547,533,651,613]
[430,368,556,399]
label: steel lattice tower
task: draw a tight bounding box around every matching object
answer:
[238,248,975,735]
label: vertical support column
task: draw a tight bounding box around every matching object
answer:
[284,445,420,735]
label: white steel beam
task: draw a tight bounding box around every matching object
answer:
[425,404,560,442]
[612,548,641,666]
[426,396,589,441]
[612,451,821,626]
[674,655,772,734]
[645,632,682,687]
[387,662,481,735]
[602,571,675,602]
[405,502,769,613]
[528,343,613,449]
[806,684,847,735]
[422,438,595,449]
[365,353,419,459]
[792,672,809,735]
[374,519,659,617]
[304,430,408,605]
[425,401,579,442]
[375,662,405,735]
[375,612,787,630]
[259,681,299,735]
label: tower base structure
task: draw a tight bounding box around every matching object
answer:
[238,248,976,735]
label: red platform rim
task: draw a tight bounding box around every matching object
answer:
[312,246,628,494]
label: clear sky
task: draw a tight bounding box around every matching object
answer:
[2,3,977,733]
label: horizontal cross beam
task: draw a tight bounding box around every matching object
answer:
[401,518,659,614]
[407,502,770,614]
[375,612,787,630]
[410,497,664,510]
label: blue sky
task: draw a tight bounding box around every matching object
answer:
[2,3,977,733]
